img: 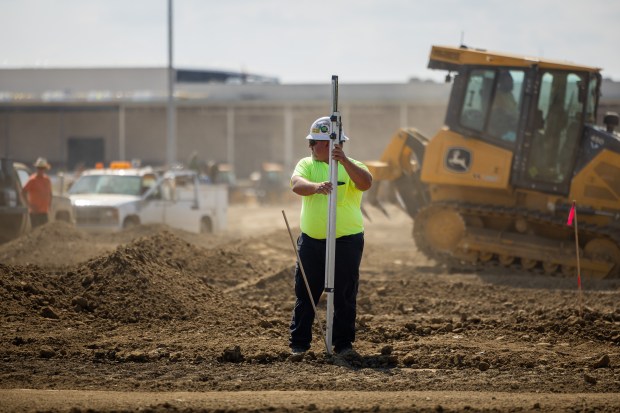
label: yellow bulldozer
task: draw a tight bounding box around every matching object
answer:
[366,45,620,278]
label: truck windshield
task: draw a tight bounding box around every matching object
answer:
[69,175,142,196]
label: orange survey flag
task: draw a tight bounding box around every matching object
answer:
[566,202,576,226]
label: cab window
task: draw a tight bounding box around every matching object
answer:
[459,69,493,131]
[585,73,598,124]
[525,71,586,184]
[459,68,525,144]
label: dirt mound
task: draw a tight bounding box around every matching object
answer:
[0,221,109,267]
[192,229,293,289]
[65,231,239,323]
[0,221,233,268]
[1,231,263,327]
[0,262,67,320]
[91,223,206,245]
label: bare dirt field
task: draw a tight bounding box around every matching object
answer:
[1,201,619,412]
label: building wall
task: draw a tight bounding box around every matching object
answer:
[176,106,227,166]
[0,100,449,177]
[63,109,120,164]
[1,98,618,178]
[124,106,167,165]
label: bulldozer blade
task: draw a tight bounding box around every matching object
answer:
[364,184,390,218]
[373,200,389,218]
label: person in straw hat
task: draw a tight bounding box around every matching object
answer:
[22,157,53,229]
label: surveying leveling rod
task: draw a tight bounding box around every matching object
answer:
[325,75,342,355]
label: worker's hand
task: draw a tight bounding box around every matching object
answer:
[314,181,333,195]
[331,144,349,164]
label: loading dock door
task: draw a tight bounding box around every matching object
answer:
[67,137,104,170]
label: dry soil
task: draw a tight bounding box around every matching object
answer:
[1,202,619,412]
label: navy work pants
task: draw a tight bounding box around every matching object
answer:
[30,213,49,229]
[289,232,364,352]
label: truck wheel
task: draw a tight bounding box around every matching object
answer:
[201,217,213,234]
[123,216,140,229]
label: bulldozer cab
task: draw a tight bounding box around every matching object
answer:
[433,45,601,196]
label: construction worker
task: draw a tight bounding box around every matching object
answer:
[289,116,372,355]
[488,70,520,141]
[22,157,53,229]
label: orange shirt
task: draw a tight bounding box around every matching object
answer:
[23,173,52,213]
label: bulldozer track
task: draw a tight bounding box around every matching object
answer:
[413,202,620,278]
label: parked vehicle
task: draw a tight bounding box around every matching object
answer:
[0,158,29,243]
[0,158,76,243]
[251,162,287,205]
[68,162,227,233]
[207,162,256,204]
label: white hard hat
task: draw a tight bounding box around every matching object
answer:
[305,116,349,141]
[34,157,50,169]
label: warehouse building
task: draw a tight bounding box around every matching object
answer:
[0,68,618,179]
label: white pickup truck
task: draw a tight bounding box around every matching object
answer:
[67,165,227,233]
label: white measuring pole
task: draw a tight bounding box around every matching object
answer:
[325,75,341,355]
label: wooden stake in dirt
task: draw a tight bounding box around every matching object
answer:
[566,200,584,317]
[282,210,328,352]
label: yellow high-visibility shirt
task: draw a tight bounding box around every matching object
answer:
[292,156,368,239]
